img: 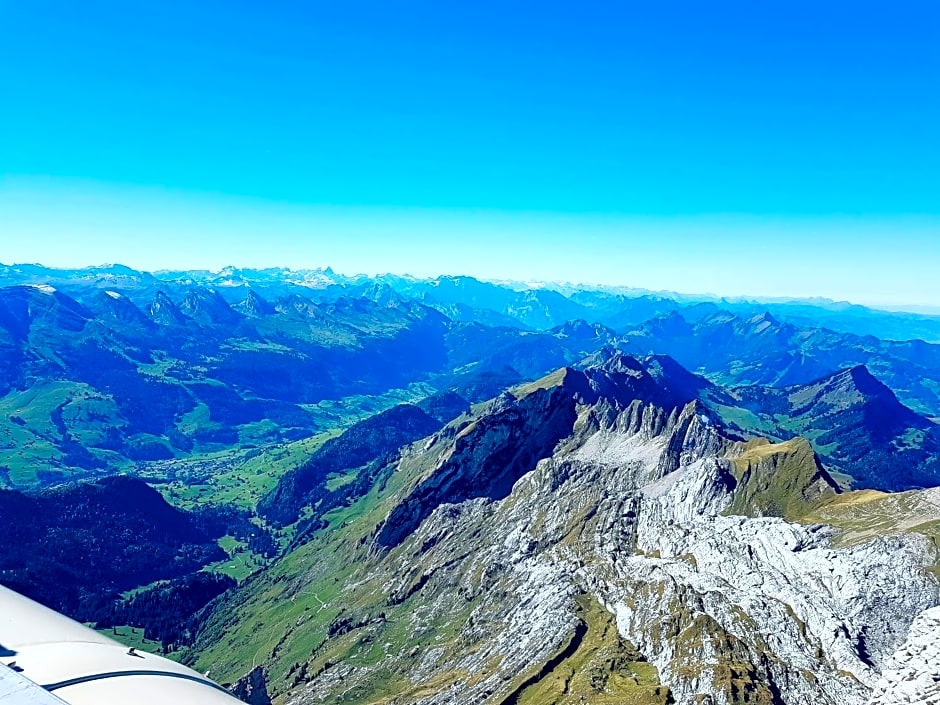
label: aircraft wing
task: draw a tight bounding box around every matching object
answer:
[0,585,244,705]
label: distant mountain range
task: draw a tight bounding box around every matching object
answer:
[0,280,620,487]
[3,263,940,704]
[1,263,939,493]
[4,262,940,341]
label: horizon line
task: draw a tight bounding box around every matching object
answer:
[3,260,940,318]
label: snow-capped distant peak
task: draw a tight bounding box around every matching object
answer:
[287,268,343,289]
[32,284,56,295]
[105,290,123,299]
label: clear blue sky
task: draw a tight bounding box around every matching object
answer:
[1,1,938,307]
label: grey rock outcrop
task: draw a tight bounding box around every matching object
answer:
[868,606,940,704]
[230,666,271,705]
[269,356,940,704]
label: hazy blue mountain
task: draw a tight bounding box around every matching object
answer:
[0,278,621,488]
[717,365,940,490]
[4,263,940,341]
[179,286,244,325]
[3,262,940,501]
[741,300,940,343]
[625,309,940,417]
[440,320,626,399]
[232,289,277,317]
[0,285,459,486]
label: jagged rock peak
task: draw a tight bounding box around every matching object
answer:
[593,349,646,377]
[151,290,173,306]
[179,287,242,324]
[579,351,711,414]
[90,289,151,327]
[360,281,406,306]
[148,290,189,326]
[229,666,271,705]
[575,343,624,369]
[235,289,276,317]
[840,364,893,397]
[274,293,320,318]
[746,310,781,329]
[373,353,726,551]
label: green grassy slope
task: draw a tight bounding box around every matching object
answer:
[726,438,841,520]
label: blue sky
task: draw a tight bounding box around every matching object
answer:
[1,1,939,307]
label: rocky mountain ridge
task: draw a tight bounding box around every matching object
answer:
[185,354,940,704]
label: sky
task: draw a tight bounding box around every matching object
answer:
[1,1,938,308]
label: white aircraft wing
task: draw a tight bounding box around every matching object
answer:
[0,585,244,705]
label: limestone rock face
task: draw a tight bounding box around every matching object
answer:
[616,455,935,703]
[260,357,940,705]
[867,606,940,705]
